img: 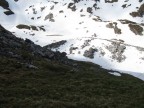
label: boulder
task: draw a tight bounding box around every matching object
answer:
[83,48,98,59]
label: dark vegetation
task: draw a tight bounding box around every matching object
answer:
[1,55,144,108]
[1,25,144,108]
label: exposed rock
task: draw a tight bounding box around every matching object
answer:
[119,19,136,24]
[81,39,91,49]
[45,13,55,22]
[106,22,121,34]
[106,23,114,28]
[106,41,126,62]
[16,24,31,30]
[32,8,37,14]
[0,0,14,15]
[31,26,38,31]
[99,48,105,56]
[73,0,81,3]
[92,16,102,22]
[0,0,9,10]
[136,47,144,51]
[128,24,143,35]
[41,7,46,12]
[83,47,98,59]
[139,0,143,2]
[140,57,144,60]
[44,40,67,49]
[105,0,118,3]
[25,38,32,43]
[114,26,121,34]
[130,4,144,17]
[39,26,46,31]
[87,7,93,14]
[0,25,69,66]
[69,47,78,54]
[4,10,14,15]
[59,10,64,13]
[68,3,76,11]
[16,24,44,31]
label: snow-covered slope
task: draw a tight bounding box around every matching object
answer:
[0,0,144,80]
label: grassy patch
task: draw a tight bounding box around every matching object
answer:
[0,56,144,108]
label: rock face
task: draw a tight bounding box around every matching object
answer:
[44,40,67,49]
[68,3,76,11]
[0,0,14,15]
[69,47,78,54]
[128,24,143,35]
[83,47,98,59]
[106,41,126,62]
[106,22,121,34]
[45,13,55,22]
[0,25,68,65]
[16,24,45,31]
[130,4,144,17]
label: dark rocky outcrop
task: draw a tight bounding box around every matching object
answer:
[81,39,91,49]
[83,47,98,59]
[128,24,143,35]
[68,3,76,11]
[119,19,136,25]
[45,13,55,22]
[0,0,14,15]
[87,7,93,14]
[106,22,121,34]
[105,0,118,3]
[106,41,126,62]
[16,24,45,31]
[0,25,69,66]
[16,24,31,30]
[0,0,9,10]
[69,47,78,54]
[44,40,67,49]
[130,4,144,17]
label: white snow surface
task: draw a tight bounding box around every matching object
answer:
[0,0,144,80]
[109,72,121,76]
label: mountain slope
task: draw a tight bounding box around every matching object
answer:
[1,25,144,108]
[0,0,144,79]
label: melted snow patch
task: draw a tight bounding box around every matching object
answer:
[109,72,121,76]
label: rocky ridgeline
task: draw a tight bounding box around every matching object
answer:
[0,25,70,68]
